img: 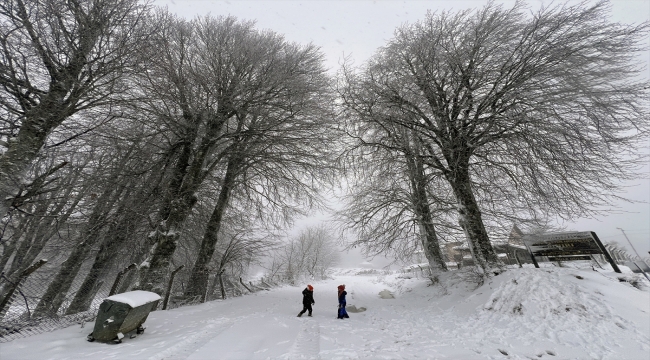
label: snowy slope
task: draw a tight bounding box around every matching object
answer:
[2,266,648,359]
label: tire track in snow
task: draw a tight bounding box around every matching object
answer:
[284,318,321,359]
[147,318,234,360]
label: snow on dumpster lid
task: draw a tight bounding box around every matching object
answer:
[105,290,161,307]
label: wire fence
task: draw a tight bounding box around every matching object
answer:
[0,265,109,342]
[0,262,271,343]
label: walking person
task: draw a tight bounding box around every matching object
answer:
[337,284,349,319]
[297,285,315,317]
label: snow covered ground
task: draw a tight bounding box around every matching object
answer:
[2,265,648,359]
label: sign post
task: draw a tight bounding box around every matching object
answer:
[523,231,621,273]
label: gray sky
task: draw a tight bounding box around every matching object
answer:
[152,0,650,259]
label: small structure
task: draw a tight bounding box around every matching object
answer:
[88,290,161,343]
[522,231,621,273]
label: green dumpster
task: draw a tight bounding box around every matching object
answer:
[87,290,161,343]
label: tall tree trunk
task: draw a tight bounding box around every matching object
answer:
[30,240,92,318]
[185,158,239,298]
[0,119,50,217]
[67,153,175,311]
[32,182,125,317]
[136,129,202,295]
[65,203,142,314]
[137,197,195,295]
[5,172,86,278]
[0,239,17,274]
[446,166,500,270]
[5,201,50,276]
[0,217,30,273]
[405,151,447,274]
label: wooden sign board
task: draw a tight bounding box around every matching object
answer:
[548,255,591,262]
[522,231,621,273]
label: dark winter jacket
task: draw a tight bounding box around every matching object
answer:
[302,288,314,305]
[338,290,347,305]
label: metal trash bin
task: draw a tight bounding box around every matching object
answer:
[87,290,161,343]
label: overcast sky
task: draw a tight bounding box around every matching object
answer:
[151,0,650,260]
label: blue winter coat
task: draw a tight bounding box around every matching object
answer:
[338,290,347,305]
[337,290,349,318]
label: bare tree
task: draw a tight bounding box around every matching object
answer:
[208,229,276,301]
[337,121,454,273]
[0,0,150,218]
[0,148,92,312]
[339,1,648,271]
[31,134,161,317]
[135,13,335,295]
[271,225,340,284]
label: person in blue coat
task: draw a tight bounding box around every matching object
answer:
[337,284,349,319]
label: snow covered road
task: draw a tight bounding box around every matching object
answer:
[2,267,649,359]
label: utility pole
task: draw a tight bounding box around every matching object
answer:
[617,228,644,260]
[617,228,650,281]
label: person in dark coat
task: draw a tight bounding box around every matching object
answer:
[337,284,349,319]
[297,284,315,317]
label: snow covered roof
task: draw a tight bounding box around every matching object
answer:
[105,290,161,307]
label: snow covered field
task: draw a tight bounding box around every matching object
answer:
[2,265,648,359]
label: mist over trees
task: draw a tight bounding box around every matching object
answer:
[0,0,647,329]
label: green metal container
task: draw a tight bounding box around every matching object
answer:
[88,290,160,343]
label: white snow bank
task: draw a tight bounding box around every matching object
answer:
[447,267,650,359]
[105,290,161,307]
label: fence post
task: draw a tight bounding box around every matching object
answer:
[162,265,184,310]
[0,259,47,317]
[108,263,137,297]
